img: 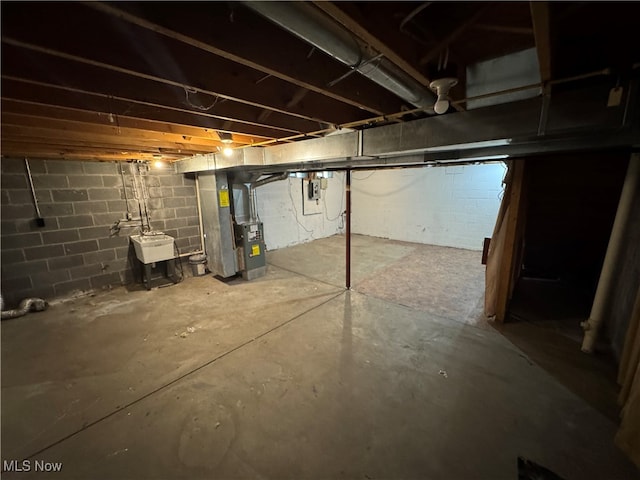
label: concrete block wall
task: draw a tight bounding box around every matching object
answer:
[351,163,505,250]
[255,175,346,250]
[1,158,201,307]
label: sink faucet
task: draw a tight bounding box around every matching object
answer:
[142,230,164,237]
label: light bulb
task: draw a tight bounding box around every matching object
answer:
[434,95,449,114]
[154,160,165,169]
[223,147,233,157]
[218,131,233,144]
[429,78,457,115]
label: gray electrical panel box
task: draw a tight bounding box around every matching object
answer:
[234,221,266,281]
[308,179,321,200]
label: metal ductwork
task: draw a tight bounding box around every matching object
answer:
[244,1,436,110]
[251,172,289,189]
[178,75,639,174]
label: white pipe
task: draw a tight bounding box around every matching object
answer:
[178,250,204,259]
[137,163,152,231]
[195,173,206,255]
[119,162,131,218]
[581,154,640,353]
[129,162,147,232]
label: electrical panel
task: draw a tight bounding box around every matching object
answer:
[302,178,322,216]
[308,179,321,200]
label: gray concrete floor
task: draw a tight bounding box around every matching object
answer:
[2,234,637,479]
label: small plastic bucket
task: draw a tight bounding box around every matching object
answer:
[188,254,207,276]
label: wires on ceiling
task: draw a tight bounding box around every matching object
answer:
[183,86,219,111]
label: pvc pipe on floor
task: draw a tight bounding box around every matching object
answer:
[581,154,640,353]
[1,297,48,320]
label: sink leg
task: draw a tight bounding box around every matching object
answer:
[143,262,152,290]
[167,258,178,283]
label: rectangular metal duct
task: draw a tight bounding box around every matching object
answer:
[177,76,638,173]
[197,172,237,278]
[264,132,359,165]
[466,48,542,110]
[361,97,540,157]
[177,148,265,174]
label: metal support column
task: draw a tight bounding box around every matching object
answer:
[346,169,351,289]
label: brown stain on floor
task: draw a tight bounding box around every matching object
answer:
[355,242,486,327]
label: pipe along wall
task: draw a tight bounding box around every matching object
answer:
[1,158,202,308]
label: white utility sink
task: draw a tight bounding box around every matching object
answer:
[130,234,175,263]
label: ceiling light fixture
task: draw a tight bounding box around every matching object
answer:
[429,78,458,114]
[218,131,233,144]
[223,147,233,157]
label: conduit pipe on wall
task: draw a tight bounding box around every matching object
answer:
[581,154,640,353]
[244,2,436,110]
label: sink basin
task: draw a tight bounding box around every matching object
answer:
[130,234,175,263]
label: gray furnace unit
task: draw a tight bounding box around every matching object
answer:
[233,221,266,280]
[198,171,284,281]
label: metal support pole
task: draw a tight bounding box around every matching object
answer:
[346,169,351,289]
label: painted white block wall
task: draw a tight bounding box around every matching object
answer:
[351,163,506,250]
[255,175,346,250]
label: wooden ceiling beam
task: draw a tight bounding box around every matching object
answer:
[312,1,432,88]
[0,105,261,147]
[1,125,219,154]
[0,56,321,136]
[85,1,393,117]
[418,5,490,66]
[3,3,376,127]
[2,75,301,138]
[312,2,464,113]
[2,77,304,140]
[2,138,190,156]
[1,36,336,128]
[529,2,552,83]
[1,98,275,146]
[1,139,207,160]
[0,142,186,162]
